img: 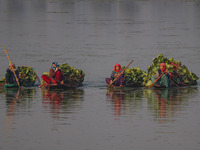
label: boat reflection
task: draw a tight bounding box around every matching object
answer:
[0,88,37,140]
[144,87,198,123]
[41,88,84,118]
[4,88,20,117]
[106,88,125,119]
[106,86,198,122]
[106,87,144,119]
[2,88,37,115]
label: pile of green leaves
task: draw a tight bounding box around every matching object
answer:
[18,66,37,86]
[124,67,147,87]
[60,63,85,86]
[145,54,199,87]
[0,77,5,85]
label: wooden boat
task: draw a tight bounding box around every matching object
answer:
[22,81,35,87]
[45,84,76,90]
[107,84,124,89]
[4,83,19,88]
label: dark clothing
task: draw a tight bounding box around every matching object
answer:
[6,68,19,84]
[106,75,124,86]
[106,70,125,86]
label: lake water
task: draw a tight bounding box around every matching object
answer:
[0,0,200,150]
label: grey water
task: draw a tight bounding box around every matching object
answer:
[0,0,200,150]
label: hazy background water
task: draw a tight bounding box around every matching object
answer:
[0,0,200,150]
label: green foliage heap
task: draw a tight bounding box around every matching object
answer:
[145,54,199,87]
[18,66,37,86]
[60,63,85,86]
[124,67,147,87]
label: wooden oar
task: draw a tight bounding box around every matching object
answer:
[54,78,77,88]
[149,64,172,88]
[107,60,134,88]
[4,46,21,89]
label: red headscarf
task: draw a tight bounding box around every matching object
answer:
[114,64,122,73]
[160,63,166,72]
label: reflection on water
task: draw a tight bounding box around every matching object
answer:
[0,88,37,146]
[106,87,144,119]
[144,87,198,123]
[106,88,125,118]
[1,88,37,116]
[106,87,198,122]
[41,88,84,118]
[5,89,20,117]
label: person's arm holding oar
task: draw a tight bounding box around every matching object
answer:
[107,60,134,88]
[4,46,21,88]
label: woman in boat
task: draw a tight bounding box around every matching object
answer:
[5,63,20,84]
[151,62,169,88]
[106,64,125,87]
[42,61,64,85]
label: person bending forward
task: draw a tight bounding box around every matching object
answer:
[42,61,64,85]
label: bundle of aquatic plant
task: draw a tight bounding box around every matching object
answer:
[17,66,37,86]
[124,67,147,87]
[60,63,85,86]
[145,54,199,87]
[0,77,5,85]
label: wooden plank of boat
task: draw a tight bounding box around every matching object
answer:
[4,83,19,88]
[22,82,35,87]
[46,84,75,90]
[107,84,124,89]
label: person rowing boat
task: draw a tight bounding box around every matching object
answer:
[106,64,125,87]
[5,63,20,85]
[151,63,169,88]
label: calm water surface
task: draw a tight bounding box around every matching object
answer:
[0,0,200,150]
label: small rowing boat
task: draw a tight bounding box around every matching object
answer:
[107,84,124,89]
[45,84,76,90]
[4,83,18,88]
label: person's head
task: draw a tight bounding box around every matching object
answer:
[9,63,16,69]
[160,63,166,72]
[52,61,59,67]
[114,64,121,72]
[52,61,59,71]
